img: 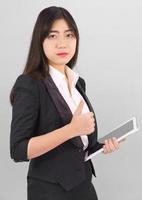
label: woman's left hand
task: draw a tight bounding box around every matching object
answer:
[102,137,126,154]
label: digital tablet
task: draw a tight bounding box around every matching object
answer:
[84,117,139,161]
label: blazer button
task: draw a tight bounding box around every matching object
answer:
[79,149,82,152]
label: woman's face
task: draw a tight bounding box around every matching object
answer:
[43,18,77,68]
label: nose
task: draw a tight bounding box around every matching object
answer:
[56,36,67,48]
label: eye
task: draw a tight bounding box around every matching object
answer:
[66,33,74,38]
[47,34,57,39]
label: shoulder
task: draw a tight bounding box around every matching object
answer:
[14,74,38,88]
[13,74,39,96]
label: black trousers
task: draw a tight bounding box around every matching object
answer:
[27,161,98,200]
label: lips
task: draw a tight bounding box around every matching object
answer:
[56,52,68,57]
[56,52,68,55]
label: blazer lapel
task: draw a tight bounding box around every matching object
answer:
[43,74,84,148]
[75,80,98,148]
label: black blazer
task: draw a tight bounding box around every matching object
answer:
[10,73,103,191]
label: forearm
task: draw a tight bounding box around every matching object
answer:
[27,123,75,160]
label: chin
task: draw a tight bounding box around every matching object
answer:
[57,60,70,65]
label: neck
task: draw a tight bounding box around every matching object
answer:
[50,64,66,75]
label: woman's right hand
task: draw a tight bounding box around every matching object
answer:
[70,99,95,137]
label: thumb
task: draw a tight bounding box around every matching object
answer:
[74,99,84,116]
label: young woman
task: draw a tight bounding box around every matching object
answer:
[10,6,124,200]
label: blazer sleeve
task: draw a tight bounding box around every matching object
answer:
[10,74,39,162]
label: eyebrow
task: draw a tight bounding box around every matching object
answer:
[49,29,73,33]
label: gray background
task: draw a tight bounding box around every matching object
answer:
[0,0,141,199]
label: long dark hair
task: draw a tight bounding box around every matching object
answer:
[10,6,80,105]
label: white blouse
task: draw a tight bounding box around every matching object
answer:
[49,64,90,150]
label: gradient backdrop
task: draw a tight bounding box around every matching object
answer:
[0,1,141,199]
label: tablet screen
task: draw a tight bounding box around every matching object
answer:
[98,118,135,143]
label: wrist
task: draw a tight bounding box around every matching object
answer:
[66,122,76,139]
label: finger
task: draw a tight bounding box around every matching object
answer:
[112,137,119,149]
[103,145,107,154]
[108,138,117,152]
[104,140,111,153]
[74,99,84,116]
[92,115,95,121]
[90,112,94,118]
[91,116,95,123]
